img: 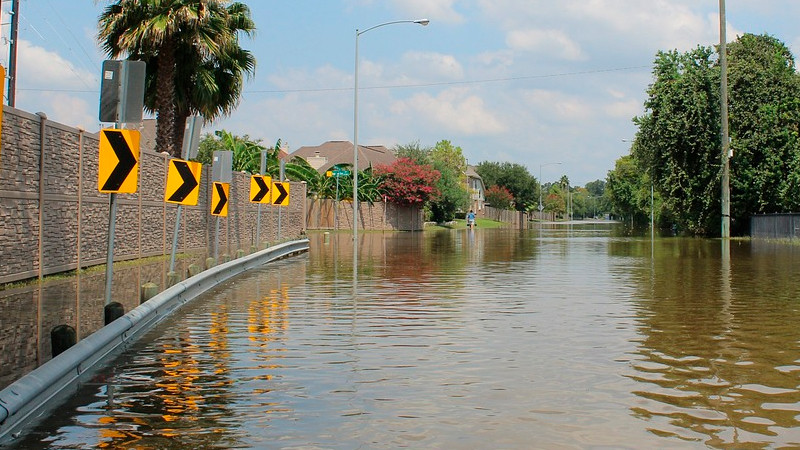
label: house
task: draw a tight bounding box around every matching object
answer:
[289,140,396,174]
[465,165,486,212]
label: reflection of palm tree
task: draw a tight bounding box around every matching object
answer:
[98,0,256,157]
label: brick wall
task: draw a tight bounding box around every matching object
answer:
[0,107,307,284]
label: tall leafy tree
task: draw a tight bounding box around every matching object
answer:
[632,46,720,235]
[430,140,467,176]
[98,0,256,157]
[631,33,800,235]
[606,155,649,225]
[727,34,800,233]
[430,160,470,223]
[428,140,470,221]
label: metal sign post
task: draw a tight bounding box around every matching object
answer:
[169,115,202,274]
[99,59,145,307]
[256,150,266,247]
[212,151,232,261]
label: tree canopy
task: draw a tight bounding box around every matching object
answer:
[98,0,256,157]
[474,161,537,211]
[613,33,800,235]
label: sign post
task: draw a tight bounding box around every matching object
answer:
[167,115,202,276]
[211,151,232,261]
[99,60,145,310]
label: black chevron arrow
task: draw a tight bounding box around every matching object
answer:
[168,161,199,202]
[213,182,228,215]
[102,130,137,191]
[251,176,270,202]
[273,182,288,205]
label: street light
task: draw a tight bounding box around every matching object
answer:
[353,19,429,242]
[538,162,561,218]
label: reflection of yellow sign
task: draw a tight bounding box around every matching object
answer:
[165,159,201,205]
[98,128,140,193]
[0,66,4,158]
[272,182,290,206]
[211,182,229,217]
[250,175,272,203]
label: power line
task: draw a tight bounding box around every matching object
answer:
[16,64,650,94]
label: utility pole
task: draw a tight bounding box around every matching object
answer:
[720,0,731,238]
[7,0,19,106]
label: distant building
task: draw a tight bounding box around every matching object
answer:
[465,165,486,212]
[289,140,396,173]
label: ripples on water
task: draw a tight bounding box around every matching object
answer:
[12,227,800,449]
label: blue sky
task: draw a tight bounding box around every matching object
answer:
[4,1,800,186]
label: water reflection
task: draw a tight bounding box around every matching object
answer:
[0,253,210,390]
[9,228,800,448]
[624,238,800,447]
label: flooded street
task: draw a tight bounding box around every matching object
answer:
[10,225,800,449]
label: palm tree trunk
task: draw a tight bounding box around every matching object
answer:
[173,112,189,157]
[155,37,178,158]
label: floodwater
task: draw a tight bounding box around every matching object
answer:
[10,225,800,449]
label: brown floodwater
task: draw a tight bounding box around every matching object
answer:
[8,224,800,448]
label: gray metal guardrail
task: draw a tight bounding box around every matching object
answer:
[0,239,309,445]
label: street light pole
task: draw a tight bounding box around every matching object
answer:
[353,19,429,244]
[538,162,561,219]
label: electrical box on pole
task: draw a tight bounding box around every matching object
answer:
[99,60,146,124]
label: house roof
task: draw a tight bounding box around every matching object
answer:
[289,140,396,173]
[465,165,482,180]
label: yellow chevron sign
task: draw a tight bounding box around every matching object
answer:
[272,181,290,206]
[211,182,229,217]
[98,128,140,193]
[250,175,272,203]
[165,159,202,205]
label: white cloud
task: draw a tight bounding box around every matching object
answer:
[43,92,97,130]
[18,40,96,89]
[393,88,506,135]
[506,29,585,61]
[390,0,463,24]
[604,99,640,119]
[401,51,464,79]
[521,89,592,121]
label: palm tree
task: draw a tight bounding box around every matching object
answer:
[98,0,256,157]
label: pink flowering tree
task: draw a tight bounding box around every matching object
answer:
[374,157,441,206]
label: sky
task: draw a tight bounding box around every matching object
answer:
[3,1,800,187]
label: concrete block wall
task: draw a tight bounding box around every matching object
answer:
[306,198,424,231]
[0,107,306,284]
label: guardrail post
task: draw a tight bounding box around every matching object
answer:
[140,282,159,304]
[104,302,124,325]
[50,325,76,357]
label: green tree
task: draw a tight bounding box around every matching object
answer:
[606,155,649,225]
[98,0,256,157]
[727,34,800,233]
[195,132,317,186]
[430,160,470,223]
[585,179,606,197]
[632,46,721,235]
[430,140,467,176]
[475,161,537,211]
[393,141,431,165]
[428,140,470,222]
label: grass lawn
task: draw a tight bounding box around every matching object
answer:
[424,218,506,231]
